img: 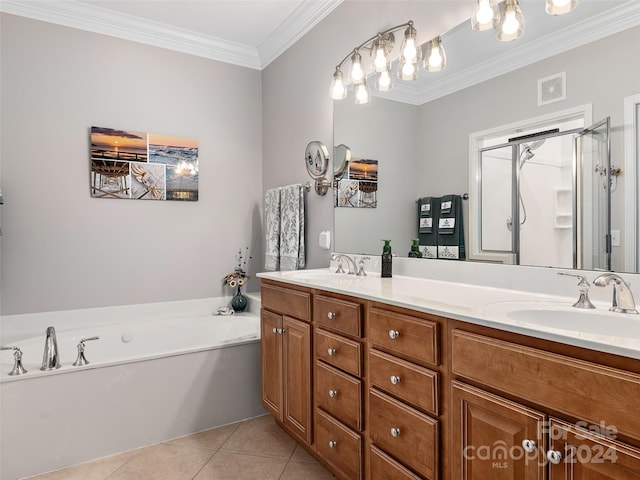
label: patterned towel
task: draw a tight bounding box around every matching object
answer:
[264,187,281,271]
[279,184,306,271]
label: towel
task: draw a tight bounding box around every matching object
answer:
[279,184,306,270]
[418,197,438,259]
[264,187,281,271]
[437,194,465,260]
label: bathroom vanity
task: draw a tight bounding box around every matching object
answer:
[258,266,640,480]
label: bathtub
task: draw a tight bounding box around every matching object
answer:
[0,297,265,480]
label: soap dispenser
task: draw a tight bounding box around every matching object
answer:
[408,239,423,258]
[381,240,392,278]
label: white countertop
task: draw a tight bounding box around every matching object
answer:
[258,260,640,360]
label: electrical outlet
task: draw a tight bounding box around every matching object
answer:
[611,229,621,247]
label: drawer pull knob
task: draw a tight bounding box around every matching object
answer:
[327,348,336,356]
[522,439,537,453]
[546,450,563,465]
[328,441,337,448]
[390,375,401,385]
[388,330,400,340]
[327,312,337,319]
[328,389,338,398]
[272,327,277,334]
[390,427,401,438]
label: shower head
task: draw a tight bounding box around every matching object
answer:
[519,138,545,167]
[528,139,545,151]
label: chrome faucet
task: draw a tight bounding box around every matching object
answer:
[592,273,639,314]
[41,326,61,370]
[330,253,356,274]
[557,272,595,309]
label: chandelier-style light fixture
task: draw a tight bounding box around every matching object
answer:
[471,0,579,41]
[330,21,446,104]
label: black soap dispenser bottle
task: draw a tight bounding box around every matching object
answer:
[408,239,423,258]
[381,239,392,278]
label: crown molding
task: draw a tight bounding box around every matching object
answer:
[0,0,342,70]
[379,0,640,106]
[258,0,343,68]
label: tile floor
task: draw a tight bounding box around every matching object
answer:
[26,414,336,480]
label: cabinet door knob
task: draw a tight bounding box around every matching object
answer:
[328,389,338,398]
[272,327,278,334]
[521,439,537,453]
[388,329,400,340]
[546,450,563,465]
[390,375,401,385]
[327,348,336,356]
[390,427,401,437]
[328,441,337,448]
[327,312,337,319]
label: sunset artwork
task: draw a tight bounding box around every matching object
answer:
[90,126,198,201]
[334,157,378,208]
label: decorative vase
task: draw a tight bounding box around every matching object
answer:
[231,286,248,313]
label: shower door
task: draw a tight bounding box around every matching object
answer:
[575,118,611,270]
[476,118,611,269]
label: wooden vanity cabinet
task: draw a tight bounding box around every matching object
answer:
[260,281,313,445]
[450,324,640,480]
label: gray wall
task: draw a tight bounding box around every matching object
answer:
[0,14,263,314]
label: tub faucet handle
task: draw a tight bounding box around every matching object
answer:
[1,345,28,376]
[73,336,100,366]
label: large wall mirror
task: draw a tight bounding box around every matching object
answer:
[333,1,640,273]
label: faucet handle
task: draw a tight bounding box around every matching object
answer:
[356,257,371,277]
[1,345,28,376]
[73,336,100,366]
[557,272,596,309]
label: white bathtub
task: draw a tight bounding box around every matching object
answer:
[0,298,265,480]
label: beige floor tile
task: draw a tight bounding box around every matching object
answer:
[163,422,242,451]
[220,415,297,459]
[280,460,337,480]
[290,444,319,463]
[24,450,139,480]
[106,443,213,480]
[194,451,287,480]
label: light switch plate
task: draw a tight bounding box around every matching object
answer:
[611,229,620,247]
[319,230,331,250]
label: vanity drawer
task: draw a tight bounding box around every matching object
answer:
[316,361,362,431]
[315,295,362,338]
[261,282,310,321]
[315,408,362,480]
[369,445,422,480]
[368,307,439,366]
[368,388,438,480]
[451,329,640,439]
[368,349,438,416]
[315,328,362,377]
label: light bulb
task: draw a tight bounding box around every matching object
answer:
[502,9,519,35]
[350,51,364,83]
[403,38,418,63]
[545,0,578,15]
[354,81,370,104]
[402,62,415,77]
[552,0,570,7]
[376,70,392,91]
[329,69,347,100]
[428,50,442,68]
[476,0,494,24]
[373,43,387,72]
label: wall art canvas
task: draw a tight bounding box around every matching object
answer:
[334,158,378,208]
[90,126,198,201]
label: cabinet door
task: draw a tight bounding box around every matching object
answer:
[548,418,640,479]
[261,310,282,420]
[452,381,546,480]
[283,315,313,445]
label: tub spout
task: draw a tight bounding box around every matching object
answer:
[41,326,61,371]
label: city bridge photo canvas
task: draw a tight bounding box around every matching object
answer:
[90,126,199,201]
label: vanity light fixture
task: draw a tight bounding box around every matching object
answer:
[330,20,423,103]
[495,0,525,41]
[545,0,579,15]
[424,36,447,72]
[471,0,499,31]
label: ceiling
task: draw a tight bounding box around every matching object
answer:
[1,0,638,103]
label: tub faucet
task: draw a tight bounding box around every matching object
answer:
[330,253,356,274]
[592,273,639,314]
[41,326,61,370]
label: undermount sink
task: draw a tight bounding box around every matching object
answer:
[483,301,640,339]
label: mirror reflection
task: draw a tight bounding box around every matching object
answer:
[333,4,640,273]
